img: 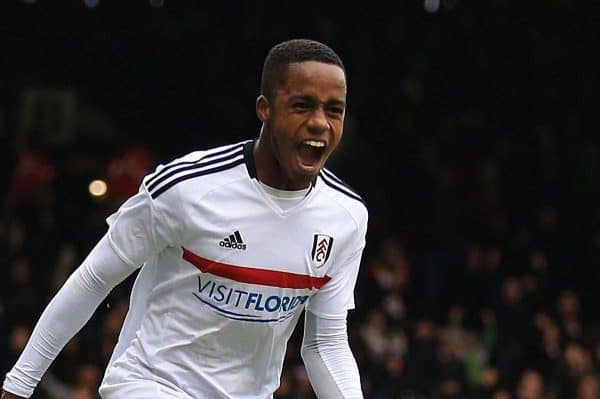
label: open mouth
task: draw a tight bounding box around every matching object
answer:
[297,140,327,170]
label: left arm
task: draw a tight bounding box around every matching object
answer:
[302,203,367,398]
[301,310,363,399]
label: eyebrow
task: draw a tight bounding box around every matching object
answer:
[288,94,346,107]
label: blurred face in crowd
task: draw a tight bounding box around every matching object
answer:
[565,342,591,373]
[440,379,462,398]
[492,390,511,399]
[9,326,31,354]
[557,290,580,318]
[502,276,524,305]
[414,319,435,342]
[578,375,600,399]
[517,370,544,399]
[256,61,346,190]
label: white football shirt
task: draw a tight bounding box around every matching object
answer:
[99,140,368,398]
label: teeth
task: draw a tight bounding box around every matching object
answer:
[303,140,326,148]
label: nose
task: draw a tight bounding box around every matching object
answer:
[306,107,329,134]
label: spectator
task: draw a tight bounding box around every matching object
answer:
[515,370,549,399]
[577,374,600,399]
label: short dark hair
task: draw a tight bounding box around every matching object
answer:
[260,39,345,99]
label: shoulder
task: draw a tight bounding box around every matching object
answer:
[317,167,368,230]
[143,140,250,200]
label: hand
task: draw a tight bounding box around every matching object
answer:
[1,391,26,399]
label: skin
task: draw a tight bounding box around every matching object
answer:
[0,60,347,399]
[254,60,347,190]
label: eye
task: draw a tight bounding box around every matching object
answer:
[327,106,344,117]
[292,102,311,110]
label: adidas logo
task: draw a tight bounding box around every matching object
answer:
[219,230,247,250]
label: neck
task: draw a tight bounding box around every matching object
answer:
[253,129,312,191]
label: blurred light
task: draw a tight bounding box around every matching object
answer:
[424,0,440,13]
[89,180,108,197]
[83,0,100,8]
[149,0,164,7]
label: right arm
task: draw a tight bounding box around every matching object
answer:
[1,160,186,399]
[2,235,137,398]
[2,176,184,398]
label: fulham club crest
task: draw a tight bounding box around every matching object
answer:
[311,234,334,268]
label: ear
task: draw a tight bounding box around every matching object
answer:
[256,95,270,122]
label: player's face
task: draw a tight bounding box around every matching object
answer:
[257,61,346,189]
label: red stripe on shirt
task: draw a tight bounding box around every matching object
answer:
[182,247,331,289]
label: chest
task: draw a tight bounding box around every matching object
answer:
[181,185,351,279]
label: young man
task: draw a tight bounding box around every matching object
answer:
[3,39,367,398]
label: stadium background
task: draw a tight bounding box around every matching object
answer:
[1,1,600,398]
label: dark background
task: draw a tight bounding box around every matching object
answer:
[1,1,600,398]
